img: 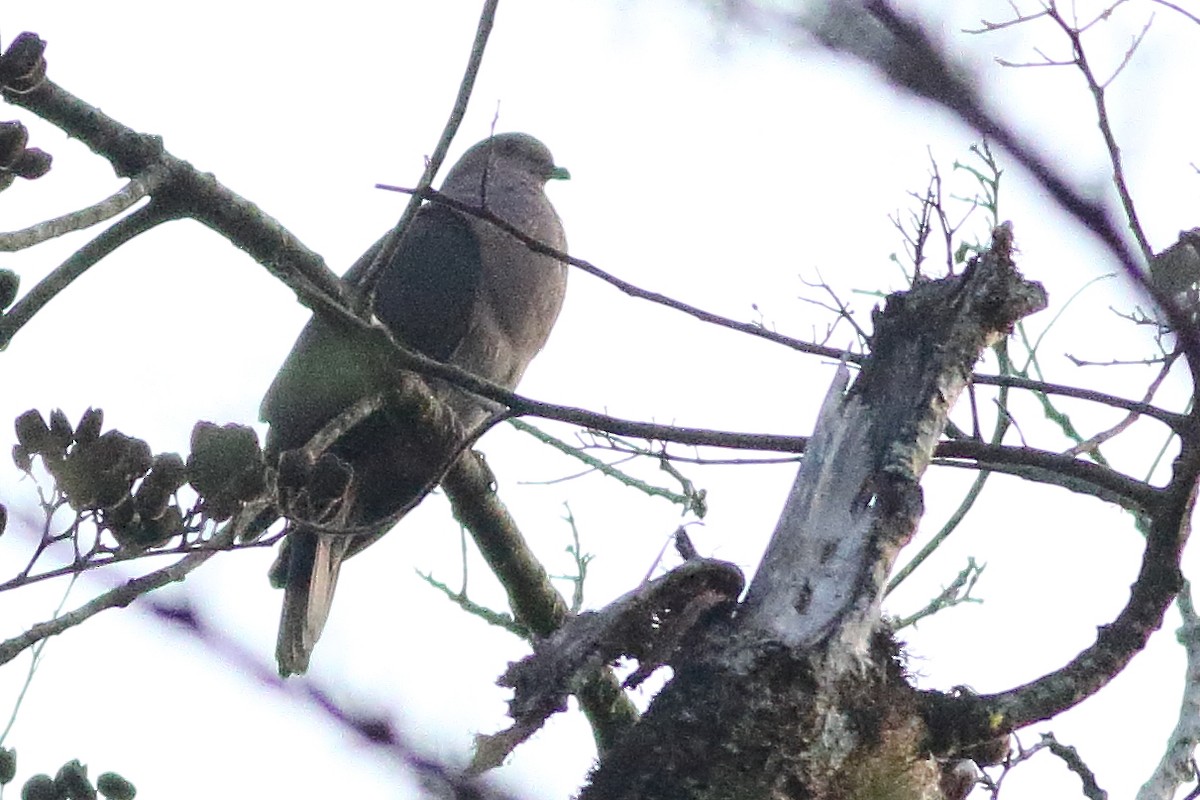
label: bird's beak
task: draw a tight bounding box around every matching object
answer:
[549,165,571,181]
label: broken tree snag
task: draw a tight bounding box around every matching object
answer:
[756,223,1046,646]
[470,557,745,773]
[580,225,1046,800]
[743,223,1046,657]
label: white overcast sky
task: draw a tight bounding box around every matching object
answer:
[2,2,1199,799]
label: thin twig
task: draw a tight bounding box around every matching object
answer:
[356,0,500,304]
[0,525,236,667]
[510,419,703,515]
[0,573,77,744]
[1045,4,1152,261]
[964,7,1050,33]
[377,183,846,361]
[886,468,992,595]
[1064,353,1175,457]
[0,163,169,251]
[890,558,984,629]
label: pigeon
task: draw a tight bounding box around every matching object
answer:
[261,133,570,675]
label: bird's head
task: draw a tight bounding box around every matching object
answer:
[448,132,570,189]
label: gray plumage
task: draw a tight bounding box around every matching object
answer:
[261,133,569,676]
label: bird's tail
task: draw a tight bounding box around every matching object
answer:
[275,530,349,676]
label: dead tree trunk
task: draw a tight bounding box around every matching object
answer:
[495,225,1045,800]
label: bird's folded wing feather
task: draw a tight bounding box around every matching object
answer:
[267,205,485,676]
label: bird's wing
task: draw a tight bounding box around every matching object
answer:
[259,204,483,454]
[268,204,484,677]
[371,203,482,362]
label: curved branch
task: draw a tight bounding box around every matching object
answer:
[978,442,1197,732]
[1137,580,1200,800]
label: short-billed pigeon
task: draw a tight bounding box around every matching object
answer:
[261,133,570,676]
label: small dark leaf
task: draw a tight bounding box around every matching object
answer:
[11,148,51,180]
[187,422,265,518]
[0,121,28,166]
[72,431,129,473]
[188,421,217,462]
[134,453,186,519]
[187,422,259,494]
[0,503,5,536]
[56,432,142,511]
[128,505,182,548]
[95,773,135,800]
[144,453,186,493]
[202,494,241,522]
[100,497,135,531]
[20,774,60,800]
[12,443,31,472]
[133,481,170,521]
[0,745,15,784]
[277,448,313,492]
[14,409,49,453]
[276,448,314,491]
[61,432,152,497]
[56,457,123,512]
[74,408,103,446]
[122,438,152,480]
[108,520,138,549]
[47,409,72,455]
[267,549,289,589]
[191,423,262,476]
[309,453,352,504]
[54,760,95,800]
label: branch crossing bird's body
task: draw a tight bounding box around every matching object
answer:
[260,133,570,676]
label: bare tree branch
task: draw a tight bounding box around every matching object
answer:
[979,453,1193,730]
